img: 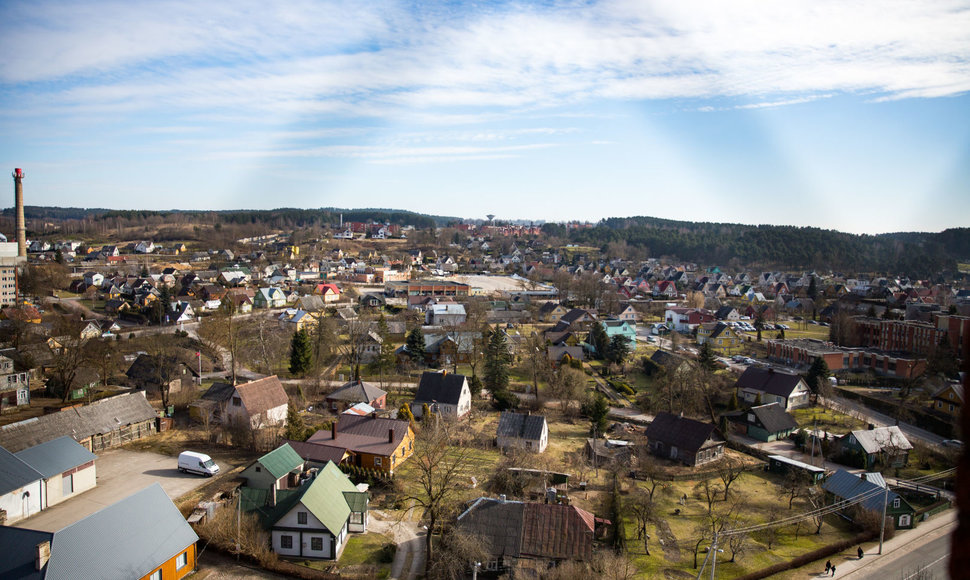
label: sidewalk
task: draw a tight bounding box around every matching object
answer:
[807,510,956,579]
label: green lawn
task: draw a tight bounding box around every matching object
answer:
[338,531,394,579]
[790,406,866,435]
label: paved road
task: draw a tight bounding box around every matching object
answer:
[13,448,222,532]
[837,511,956,580]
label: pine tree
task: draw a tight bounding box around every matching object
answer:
[289,328,313,376]
[698,341,717,371]
[590,322,609,359]
[606,335,631,365]
[284,402,307,441]
[483,325,511,395]
[405,327,426,363]
[804,357,830,402]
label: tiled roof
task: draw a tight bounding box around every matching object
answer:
[235,375,288,415]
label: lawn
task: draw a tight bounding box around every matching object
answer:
[337,531,394,579]
[790,405,866,435]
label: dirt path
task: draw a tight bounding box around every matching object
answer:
[368,504,425,580]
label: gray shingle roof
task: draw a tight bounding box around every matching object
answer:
[735,367,807,398]
[497,412,547,442]
[848,426,913,454]
[645,412,721,453]
[414,371,468,406]
[14,436,97,479]
[326,380,387,404]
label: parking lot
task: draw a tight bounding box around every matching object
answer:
[13,448,223,532]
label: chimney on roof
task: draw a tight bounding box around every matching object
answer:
[35,541,50,571]
[860,473,867,481]
[388,428,395,444]
[331,422,337,440]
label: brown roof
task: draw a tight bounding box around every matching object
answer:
[283,439,349,465]
[235,376,288,415]
[307,414,410,457]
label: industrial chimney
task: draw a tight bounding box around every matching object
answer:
[12,168,25,257]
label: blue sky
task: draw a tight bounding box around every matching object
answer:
[1,0,968,234]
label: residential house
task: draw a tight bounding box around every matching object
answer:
[714,306,741,321]
[496,411,549,453]
[734,367,811,410]
[45,367,99,402]
[0,354,29,411]
[264,461,368,560]
[602,319,637,344]
[14,436,97,509]
[0,444,43,524]
[134,240,155,254]
[823,470,916,530]
[454,497,596,575]
[314,283,342,302]
[325,380,388,412]
[0,392,158,453]
[616,304,638,322]
[538,302,568,323]
[125,353,199,398]
[254,287,287,309]
[303,413,415,475]
[696,322,742,354]
[240,444,306,507]
[278,308,318,332]
[831,426,913,469]
[929,383,962,419]
[222,376,289,428]
[425,303,467,326]
[558,308,598,331]
[411,371,472,420]
[724,402,798,442]
[0,483,198,579]
[665,307,715,333]
[645,412,725,466]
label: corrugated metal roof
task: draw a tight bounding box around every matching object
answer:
[497,412,547,442]
[270,462,359,536]
[822,469,898,513]
[849,426,913,454]
[256,443,304,479]
[14,436,97,479]
[46,483,198,579]
[0,526,51,579]
[0,445,43,496]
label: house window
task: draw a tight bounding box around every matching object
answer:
[311,537,324,552]
[176,551,188,570]
[893,498,900,508]
[351,512,363,524]
[374,457,382,467]
[232,397,241,407]
[255,466,261,472]
[950,405,955,412]
[280,535,293,549]
[298,511,308,525]
[149,570,162,580]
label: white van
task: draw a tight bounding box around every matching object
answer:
[178,451,220,477]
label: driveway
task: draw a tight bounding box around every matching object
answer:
[13,448,223,532]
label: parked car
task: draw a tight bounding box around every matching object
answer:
[942,439,964,449]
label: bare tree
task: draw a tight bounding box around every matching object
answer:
[780,470,809,509]
[426,527,489,580]
[198,300,240,384]
[716,457,745,501]
[693,478,724,515]
[546,364,586,415]
[48,319,86,402]
[628,487,654,555]
[405,420,474,576]
[727,530,748,562]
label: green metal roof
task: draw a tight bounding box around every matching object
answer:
[343,491,369,513]
[297,461,360,536]
[258,443,304,479]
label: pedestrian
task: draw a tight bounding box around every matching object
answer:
[858,546,864,559]
[825,560,831,574]
[831,565,836,576]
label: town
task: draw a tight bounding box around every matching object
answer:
[0,190,965,580]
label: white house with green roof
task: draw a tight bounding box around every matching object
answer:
[240,443,305,507]
[267,461,368,560]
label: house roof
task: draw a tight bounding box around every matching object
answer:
[456,498,595,561]
[14,436,97,479]
[734,367,807,398]
[414,371,468,406]
[0,445,43,495]
[307,414,411,457]
[0,392,157,453]
[645,412,721,453]
[2,483,198,579]
[749,403,798,434]
[847,426,913,454]
[255,443,304,479]
[200,381,237,402]
[268,461,361,537]
[235,375,288,416]
[497,412,547,442]
[0,526,50,579]
[823,469,907,513]
[283,440,349,465]
[326,380,387,404]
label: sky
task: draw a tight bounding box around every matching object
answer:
[1,0,969,235]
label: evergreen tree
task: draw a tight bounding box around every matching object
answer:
[804,356,831,401]
[807,276,818,301]
[468,374,483,398]
[284,402,307,441]
[583,392,610,434]
[590,322,609,359]
[698,341,717,371]
[605,335,631,365]
[398,402,415,424]
[754,311,765,342]
[405,327,426,363]
[484,325,511,395]
[289,328,313,376]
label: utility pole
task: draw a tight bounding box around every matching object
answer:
[878,483,889,554]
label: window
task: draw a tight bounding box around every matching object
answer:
[374,457,382,467]
[298,511,308,525]
[350,512,363,524]
[311,537,324,552]
[893,498,900,508]
[280,535,293,549]
[176,551,188,570]
[232,396,241,407]
[149,570,162,580]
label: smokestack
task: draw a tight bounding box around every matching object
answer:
[388,428,394,444]
[12,169,25,257]
[331,422,337,440]
[35,541,50,571]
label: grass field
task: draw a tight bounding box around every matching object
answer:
[338,532,394,579]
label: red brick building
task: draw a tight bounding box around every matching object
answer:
[765,338,926,379]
